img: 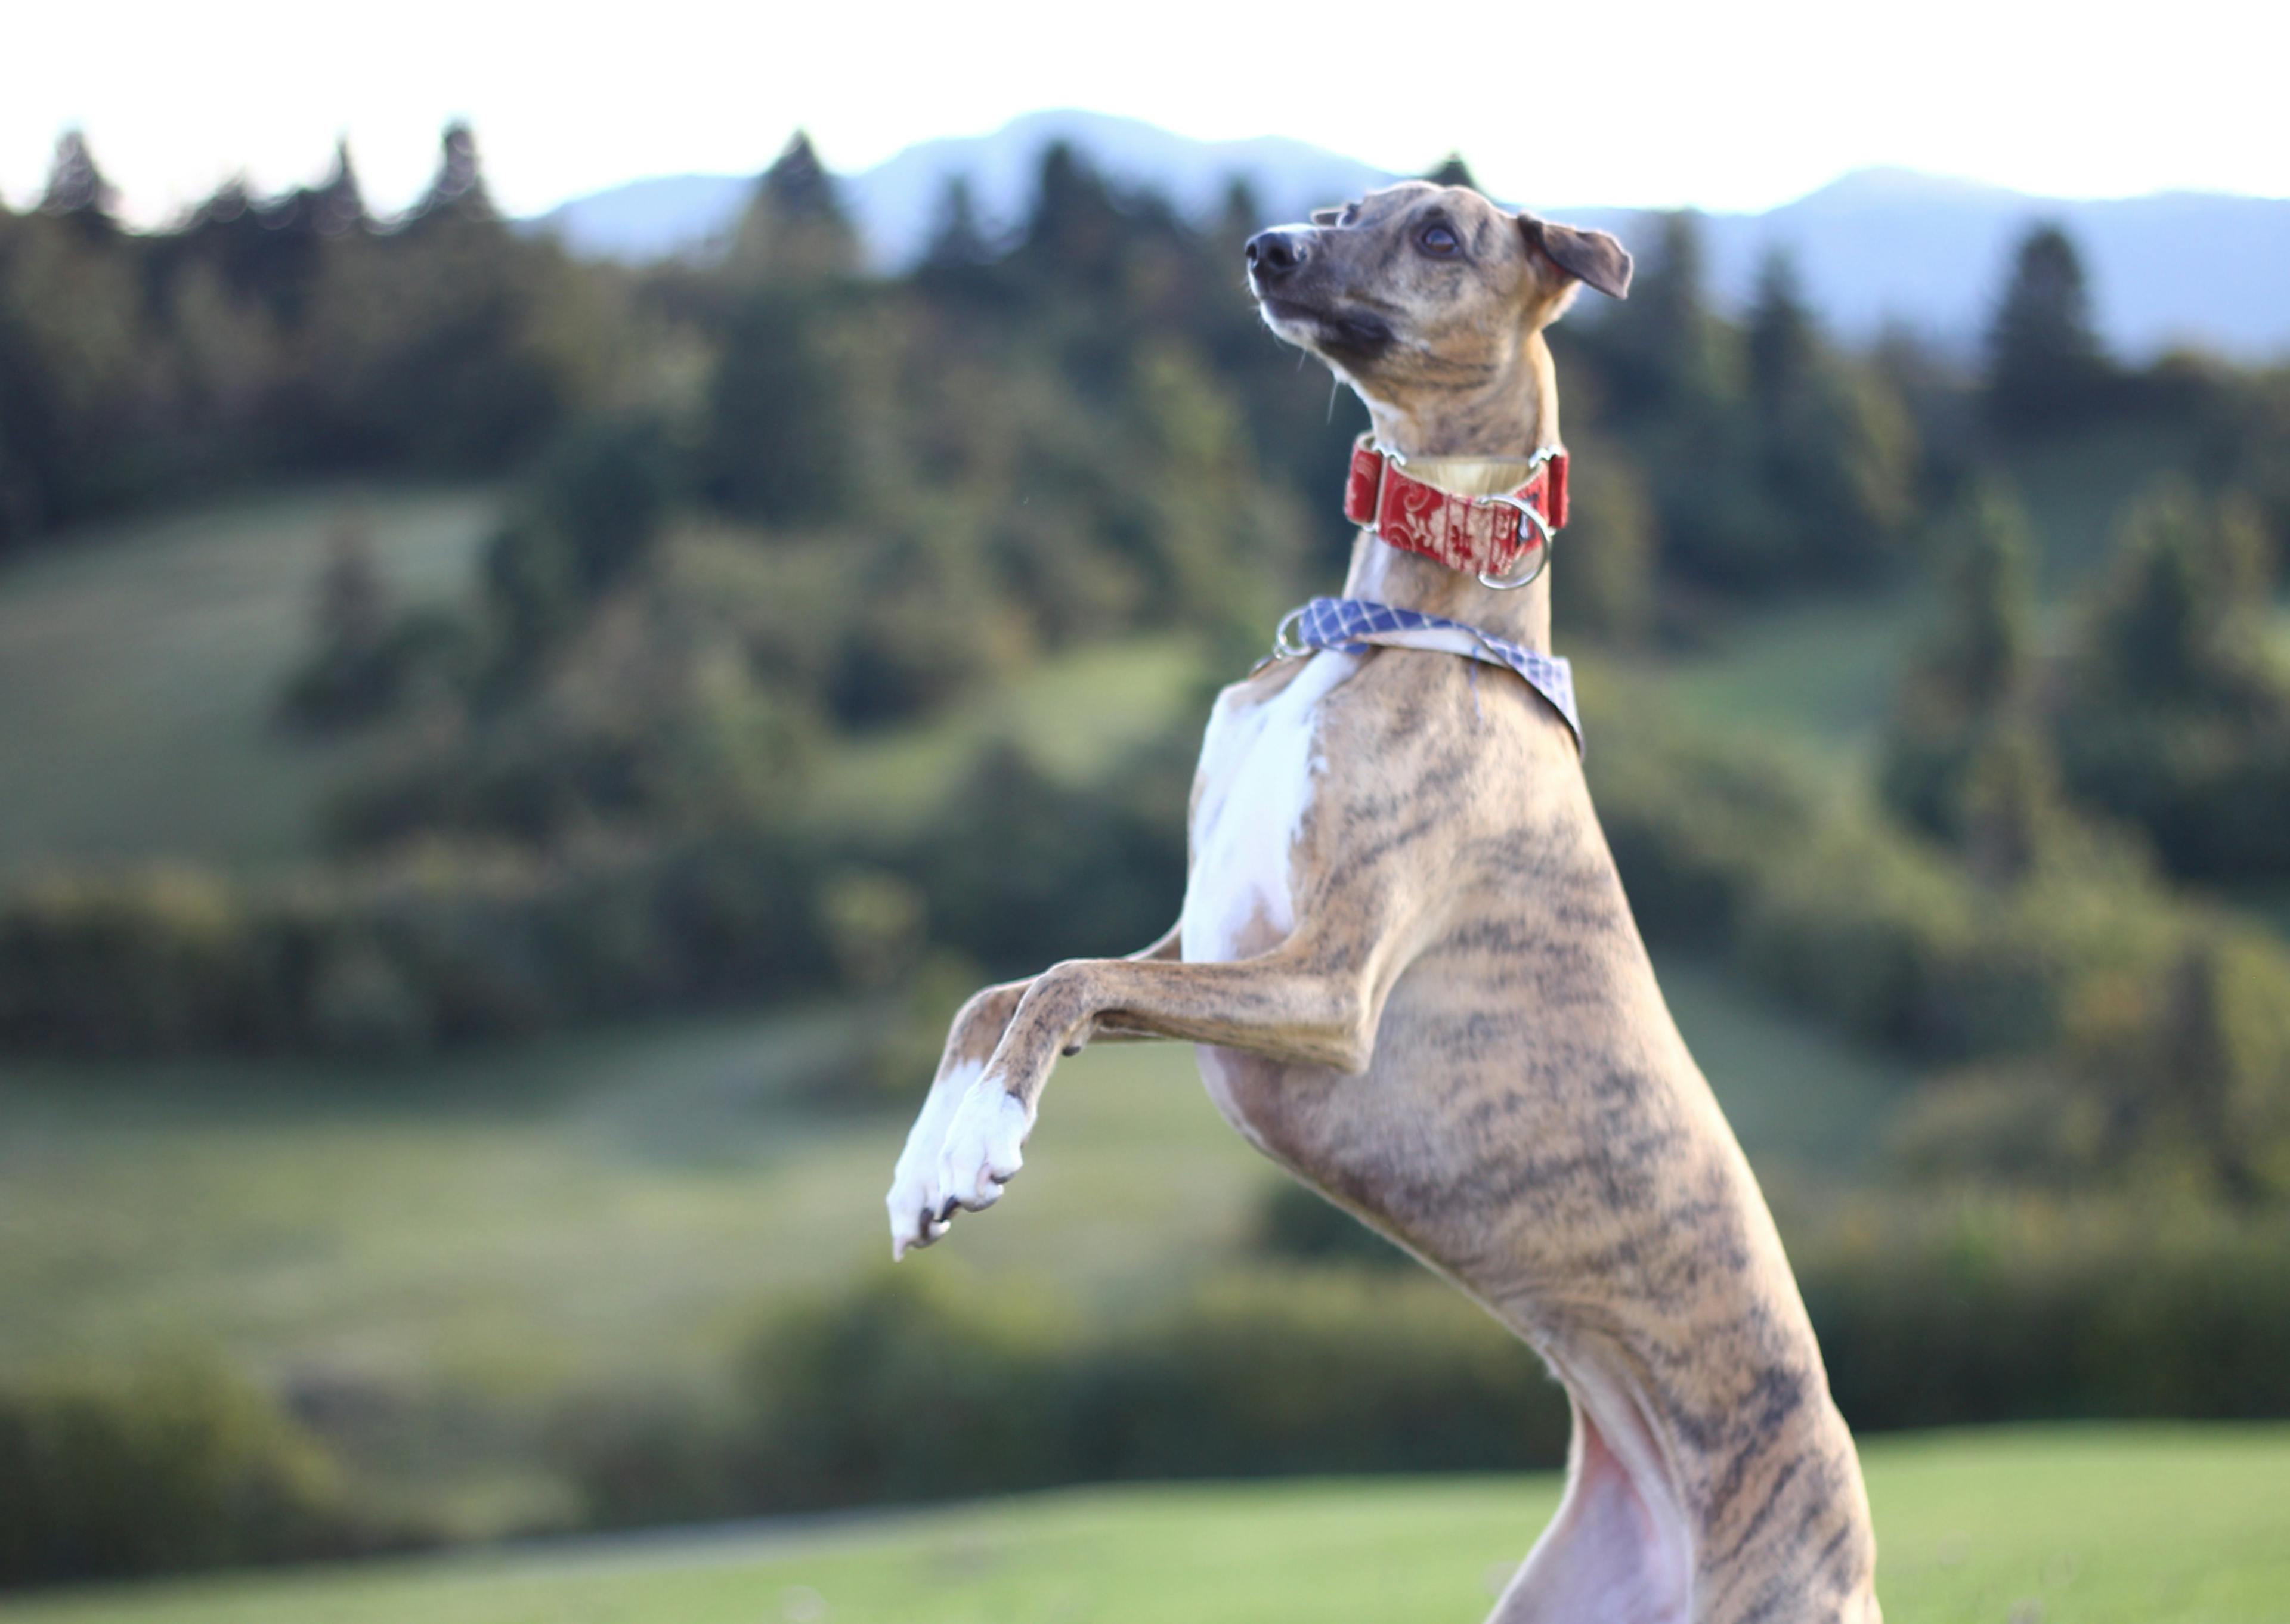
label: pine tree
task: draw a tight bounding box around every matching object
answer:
[315,517,389,660]
[413,120,494,224]
[1957,724,2069,887]
[2051,484,2290,877]
[2152,941,2266,1202]
[1603,212,1729,416]
[1746,249,1818,411]
[2078,483,2273,706]
[922,175,991,269]
[1214,176,1262,256]
[1019,141,1124,282]
[312,137,368,238]
[1423,154,1478,191]
[38,129,117,234]
[1931,483,2035,702]
[727,132,858,285]
[1985,224,2109,431]
[1879,479,2037,839]
[702,292,854,524]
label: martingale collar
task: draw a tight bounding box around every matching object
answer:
[1272,596,1582,752]
[1342,433,1570,588]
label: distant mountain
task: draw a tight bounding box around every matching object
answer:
[531,116,2290,361]
[537,173,754,262]
[534,109,1397,268]
[1621,169,2290,361]
[837,109,1397,265]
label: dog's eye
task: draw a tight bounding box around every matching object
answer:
[1419,223,1460,256]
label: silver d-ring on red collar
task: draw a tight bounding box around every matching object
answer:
[1478,494,1554,590]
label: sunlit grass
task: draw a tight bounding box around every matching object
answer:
[0,484,497,876]
[11,1427,2285,1624]
[0,950,1900,1391]
[809,633,1212,836]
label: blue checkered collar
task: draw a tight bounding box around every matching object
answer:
[1269,596,1582,752]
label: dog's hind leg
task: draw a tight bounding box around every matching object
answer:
[1488,1396,1692,1624]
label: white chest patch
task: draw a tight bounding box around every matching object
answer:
[1180,652,1358,965]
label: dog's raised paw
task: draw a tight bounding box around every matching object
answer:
[885,1059,979,1258]
[934,1071,1031,1216]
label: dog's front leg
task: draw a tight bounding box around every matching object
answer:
[885,923,1183,1257]
[924,926,1400,1220]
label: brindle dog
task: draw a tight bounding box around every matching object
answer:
[885,180,1881,1624]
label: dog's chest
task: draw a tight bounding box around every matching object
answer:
[1180,652,1357,966]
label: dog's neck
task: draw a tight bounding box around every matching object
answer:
[1344,327,1561,654]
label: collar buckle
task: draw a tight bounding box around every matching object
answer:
[1478,493,1554,590]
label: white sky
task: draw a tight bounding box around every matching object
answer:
[5,0,2284,225]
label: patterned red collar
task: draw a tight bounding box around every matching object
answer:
[1341,434,1569,588]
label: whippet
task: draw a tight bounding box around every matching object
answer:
[885,180,1881,1624]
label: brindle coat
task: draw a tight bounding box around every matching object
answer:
[885,181,1881,1624]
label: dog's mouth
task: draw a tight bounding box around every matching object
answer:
[1256,294,1396,361]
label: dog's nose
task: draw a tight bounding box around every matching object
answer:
[1245,228,1307,281]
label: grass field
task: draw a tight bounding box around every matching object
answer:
[810,634,1211,836]
[0,484,496,876]
[0,950,1908,1526]
[0,953,1904,1391]
[10,1427,2284,1624]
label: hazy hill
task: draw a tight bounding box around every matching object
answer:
[534,110,2290,359]
[536,109,1394,265]
[1658,168,2290,359]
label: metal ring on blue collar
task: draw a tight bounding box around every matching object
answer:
[1478,495,1554,591]
[1270,605,1310,659]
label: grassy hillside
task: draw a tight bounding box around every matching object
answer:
[12,1427,2285,1624]
[810,634,1211,836]
[0,430,2193,882]
[0,485,497,876]
[0,953,1904,1529]
[0,953,1902,1391]
[1622,430,2212,757]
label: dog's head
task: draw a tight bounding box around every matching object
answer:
[1246,181,1630,399]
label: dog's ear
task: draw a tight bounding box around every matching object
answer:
[1520,214,1633,300]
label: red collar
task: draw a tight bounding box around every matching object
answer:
[1342,435,1568,586]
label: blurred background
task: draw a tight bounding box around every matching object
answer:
[1,4,2286,1620]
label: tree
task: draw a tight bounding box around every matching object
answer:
[280,519,398,728]
[2153,941,2266,1202]
[1017,141,1129,286]
[38,129,117,234]
[0,314,63,551]
[1746,249,1818,412]
[410,120,494,226]
[700,292,855,525]
[1744,255,1918,585]
[1879,480,2038,840]
[2074,482,2273,706]
[1423,154,1479,191]
[726,132,858,285]
[1956,724,2071,888]
[1592,212,1721,417]
[1985,224,2110,431]
[2050,484,2290,877]
[307,138,368,238]
[922,175,991,269]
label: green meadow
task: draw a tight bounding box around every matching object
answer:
[10,1427,2285,1624]
[0,484,497,876]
